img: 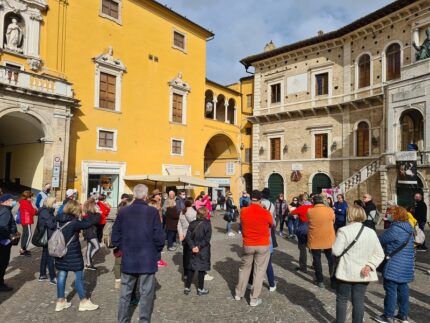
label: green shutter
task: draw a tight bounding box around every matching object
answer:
[312,173,332,194]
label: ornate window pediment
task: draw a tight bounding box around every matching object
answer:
[93,46,126,72]
[168,73,191,92]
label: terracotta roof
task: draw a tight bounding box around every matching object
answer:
[150,0,214,38]
[241,0,419,67]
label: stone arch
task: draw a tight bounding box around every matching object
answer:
[227,98,235,124]
[308,171,334,194]
[353,119,371,157]
[397,108,424,151]
[216,94,226,122]
[205,89,214,119]
[355,52,372,89]
[382,41,403,82]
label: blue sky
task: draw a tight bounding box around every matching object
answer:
[162,0,393,84]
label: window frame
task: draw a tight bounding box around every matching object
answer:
[99,0,122,25]
[169,87,188,125]
[268,135,283,161]
[96,127,118,151]
[267,78,284,107]
[172,29,187,53]
[94,65,123,113]
[355,52,373,90]
[354,120,371,157]
[246,94,253,108]
[170,138,184,156]
[310,66,333,99]
[309,126,332,159]
[382,41,403,83]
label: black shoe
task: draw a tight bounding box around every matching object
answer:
[85,265,97,271]
[50,278,57,285]
[20,250,31,257]
[0,284,13,292]
[295,267,307,273]
[183,288,191,295]
[197,288,209,296]
[38,276,49,282]
[374,314,394,323]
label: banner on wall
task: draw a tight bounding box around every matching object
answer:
[322,187,344,199]
[396,151,418,185]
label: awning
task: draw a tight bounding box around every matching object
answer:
[123,174,219,188]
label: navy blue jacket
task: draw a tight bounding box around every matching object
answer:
[55,213,96,272]
[37,206,57,239]
[379,221,415,283]
[333,201,348,223]
[111,199,165,274]
[0,205,17,241]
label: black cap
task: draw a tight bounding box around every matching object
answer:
[0,194,16,203]
[251,190,262,201]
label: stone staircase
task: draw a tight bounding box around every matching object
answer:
[338,159,381,193]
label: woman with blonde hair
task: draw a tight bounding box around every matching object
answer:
[37,197,58,284]
[332,205,384,323]
[82,199,101,271]
[55,200,100,312]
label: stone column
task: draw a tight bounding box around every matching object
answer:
[379,165,388,214]
[212,99,217,120]
[224,101,229,123]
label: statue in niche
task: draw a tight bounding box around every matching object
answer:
[413,27,430,61]
[5,18,24,52]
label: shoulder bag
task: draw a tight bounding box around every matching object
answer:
[377,229,413,273]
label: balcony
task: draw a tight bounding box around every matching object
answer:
[0,66,74,99]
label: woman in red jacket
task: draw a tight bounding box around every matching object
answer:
[96,194,111,243]
[19,190,37,256]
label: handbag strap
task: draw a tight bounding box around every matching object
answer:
[386,231,413,259]
[338,224,365,258]
[59,221,75,247]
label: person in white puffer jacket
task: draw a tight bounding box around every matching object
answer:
[332,205,385,323]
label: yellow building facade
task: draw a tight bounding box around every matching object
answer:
[0,0,253,206]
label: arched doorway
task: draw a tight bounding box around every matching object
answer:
[397,176,424,209]
[204,134,238,201]
[268,173,284,202]
[312,173,332,194]
[0,112,45,192]
[399,109,424,151]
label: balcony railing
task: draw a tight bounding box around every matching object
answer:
[0,66,73,98]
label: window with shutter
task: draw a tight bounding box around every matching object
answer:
[171,139,183,155]
[386,43,401,81]
[173,31,186,50]
[172,93,183,123]
[315,73,329,96]
[358,54,371,88]
[315,133,328,158]
[246,94,252,108]
[270,83,281,104]
[270,137,281,160]
[98,130,114,148]
[99,72,116,110]
[356,122,370,156]
[102,0,119,19]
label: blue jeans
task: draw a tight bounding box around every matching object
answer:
[40,246,56,280]
[383,279,409,318]
[249,254,275,288]
[166,230,177,248]
[226,221,232,233]
[57,270,85,300]
[287,216,298,235]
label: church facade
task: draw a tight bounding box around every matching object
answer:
[241,0,430,210]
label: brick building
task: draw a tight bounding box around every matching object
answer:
[241,0,430,211]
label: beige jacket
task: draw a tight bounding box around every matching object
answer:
[332,222,385,282]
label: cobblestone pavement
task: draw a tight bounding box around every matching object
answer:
[1,212,429,323]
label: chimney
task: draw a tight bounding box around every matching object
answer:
[317,30,324,36]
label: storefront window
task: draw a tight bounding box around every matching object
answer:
[88,174,119,207]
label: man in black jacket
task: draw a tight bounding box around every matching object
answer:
[414,193,428,251]
[363,193,377,230]
[0,194,18,292]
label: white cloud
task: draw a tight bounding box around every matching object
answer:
[162,0,393,84]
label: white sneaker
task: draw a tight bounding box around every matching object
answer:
[250,298,262,307]
[227,232,235,237]
[234,295,241,301]
[204,274,214,281]
[78,299,99,311]
[55,301,71,312]
[269,285,277,292]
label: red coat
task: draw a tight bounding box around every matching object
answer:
[19,199,37,225]
[97,201,111,225]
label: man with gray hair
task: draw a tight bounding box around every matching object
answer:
[112,184,165,323]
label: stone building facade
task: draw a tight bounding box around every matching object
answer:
[241,0,430,210]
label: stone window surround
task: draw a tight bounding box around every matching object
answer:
[169,87,188,125]
[381,40,403,83]
[99,0,122,25]
[309,125,333,159]
[267,77,284,107]
[354,51,374,90]
[171,137,184,156]
[94,65,123,112]
[96,127,118,151]
[267,132,284,161]
[353,119,372,157]
[310,65,333,99]
[172,28,187,53]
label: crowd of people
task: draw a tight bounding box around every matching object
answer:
[0,184,429,323]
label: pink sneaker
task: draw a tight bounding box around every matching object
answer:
[158,260,167,268]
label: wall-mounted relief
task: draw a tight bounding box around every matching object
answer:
[0,0,47,68]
